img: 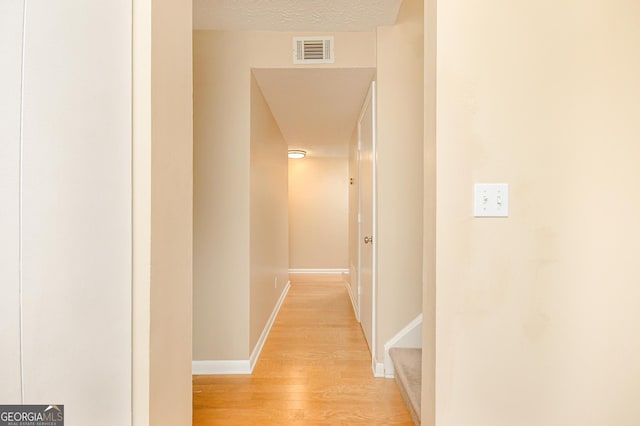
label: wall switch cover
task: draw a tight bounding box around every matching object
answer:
[474,183,509,217]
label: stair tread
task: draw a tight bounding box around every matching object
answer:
[389,347,422,425]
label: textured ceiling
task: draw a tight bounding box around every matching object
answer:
[253,68,375,157]
[194,0,403,31]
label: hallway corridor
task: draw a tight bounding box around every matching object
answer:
[192,276,412,425]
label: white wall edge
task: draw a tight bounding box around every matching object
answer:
[192,281,292,376]
[374,361,385,378]
[192,360,251,375]
[249,280,291,371]
[343,280,360,322]
[288,268,349,274]
[383,313,423,377]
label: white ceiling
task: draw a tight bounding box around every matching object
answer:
[195,1,400,158]
[194,0,403,32]
[253,68,375,158]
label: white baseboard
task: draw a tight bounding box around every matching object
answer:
[374,361,386,378]
[192,359,251,375]
[344,280,359,322]
[249,280,291,370]
[192,281,291,375]
[383,313,423,378]
[288,268,349,274]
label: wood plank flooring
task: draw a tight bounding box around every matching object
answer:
[193,276,413,425]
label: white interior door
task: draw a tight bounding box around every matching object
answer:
[358,81,376,362]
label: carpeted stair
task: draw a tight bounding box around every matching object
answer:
[389,347,422,425]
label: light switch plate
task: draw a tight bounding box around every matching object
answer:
[474,183,509,217]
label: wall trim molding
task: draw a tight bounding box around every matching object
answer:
[344,280,359,322]
[383,313,423,378]
[249,280,291,371]
[374,361,385,378]
[192,281,291,375]
[288,268,349,274]
[192,359,251,375]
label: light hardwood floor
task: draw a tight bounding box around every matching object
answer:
[193,276,413,425]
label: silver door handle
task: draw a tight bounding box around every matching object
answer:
[364,236,373,244]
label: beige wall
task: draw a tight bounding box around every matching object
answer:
[193,30,375,361]
[193,31,251,360]
[0,0,24,403]
[288,157,349,270]
[435,1,640,425]
[249,74,290,350]
[133,0,194,423]
[421,0,436,423]
[376,0,424,361]
[147,0,193,424]
[0,0,133,423]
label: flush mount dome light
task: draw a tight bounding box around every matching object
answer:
[288,150,306,159]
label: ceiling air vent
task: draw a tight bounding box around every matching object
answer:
[293,36,334,64]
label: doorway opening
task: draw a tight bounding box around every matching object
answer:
[252,68,378,372]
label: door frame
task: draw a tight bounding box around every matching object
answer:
[357,81,377,373]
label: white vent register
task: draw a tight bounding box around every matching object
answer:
[293,36,334,64]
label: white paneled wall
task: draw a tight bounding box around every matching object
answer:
[0,0,25,404]
[1,1,132,424]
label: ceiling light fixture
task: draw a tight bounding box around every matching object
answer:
[288,150,306,159]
